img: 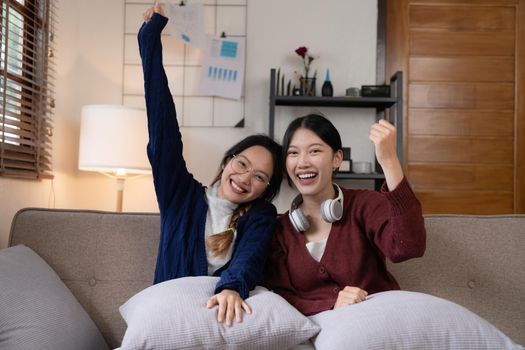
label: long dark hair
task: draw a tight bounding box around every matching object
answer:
[282,114,342,185]
[211,134,283,202]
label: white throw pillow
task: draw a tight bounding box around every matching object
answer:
[310,290,523,350]
[119,276,320,350]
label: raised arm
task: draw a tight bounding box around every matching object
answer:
[365,119,426,261]
[138,6,193,212]
[357,177,426,263]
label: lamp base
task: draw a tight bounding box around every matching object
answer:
[98,172,149,212]
[116,177,125,212]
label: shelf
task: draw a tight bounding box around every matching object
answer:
[334,172,385,180]
[268,69,403,191]
[274,96,396,109]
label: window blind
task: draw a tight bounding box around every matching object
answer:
[0,0,56,179]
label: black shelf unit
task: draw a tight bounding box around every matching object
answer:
[268,69,403,190]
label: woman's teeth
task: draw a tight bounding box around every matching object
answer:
[297,173,316,180]
[231,180,246,193]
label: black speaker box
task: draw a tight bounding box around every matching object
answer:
[361,85,390,97]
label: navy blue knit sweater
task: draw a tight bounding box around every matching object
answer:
[138,13,277,299]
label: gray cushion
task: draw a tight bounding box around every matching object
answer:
[0,245,109,350]
[310,290,523,350]
[119,276,320,350]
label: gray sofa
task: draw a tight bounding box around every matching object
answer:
[7,208,525,348]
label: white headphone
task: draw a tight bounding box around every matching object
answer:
[288,184,344,232]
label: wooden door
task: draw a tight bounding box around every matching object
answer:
[386,0,525,214]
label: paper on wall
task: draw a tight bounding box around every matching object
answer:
[165,2,206,49]
[198,36,245,100]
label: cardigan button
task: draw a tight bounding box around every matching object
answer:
[333,287,339,294]
[88,278,97,287]
[319,267,326,274]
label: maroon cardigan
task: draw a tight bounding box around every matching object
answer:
[265,178,426,316]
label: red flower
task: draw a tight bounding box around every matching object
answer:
[295,46,307,58]
[294,46,316,79]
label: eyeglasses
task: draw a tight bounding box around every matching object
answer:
[230,154,270,186]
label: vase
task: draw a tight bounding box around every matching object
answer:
[300,77,316,96]
[321,68,333,97]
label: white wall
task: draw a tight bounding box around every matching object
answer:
[0,0,377,249]
[247,0,378,210]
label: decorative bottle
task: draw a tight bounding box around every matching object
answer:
[321,69,334,97]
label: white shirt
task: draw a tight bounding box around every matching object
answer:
[306,237,328,262]
[205,185,237,275]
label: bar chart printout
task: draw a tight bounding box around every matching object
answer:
[199,36,245,100]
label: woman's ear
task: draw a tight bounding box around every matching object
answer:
[332,149,343,170]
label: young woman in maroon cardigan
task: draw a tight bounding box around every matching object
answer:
[265,114,426,316]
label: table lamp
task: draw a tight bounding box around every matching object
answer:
[78,105,151,211]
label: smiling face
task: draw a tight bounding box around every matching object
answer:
[217,145,274,204]
[286,128,342,200]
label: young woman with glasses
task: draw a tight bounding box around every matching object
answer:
[140,4,283,327]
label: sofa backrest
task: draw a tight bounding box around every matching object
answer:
[387,215,525,346]
[9,208,160,349]
[9,209,525,347]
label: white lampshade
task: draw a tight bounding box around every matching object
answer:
[78,105,151,175]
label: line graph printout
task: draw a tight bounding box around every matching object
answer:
[199,36,245,100]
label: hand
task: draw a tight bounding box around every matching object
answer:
[369,119,398,168]
[369,119,403,190]
[333,286,368,309]
[206,289,252,327]
[143,2,165,22]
